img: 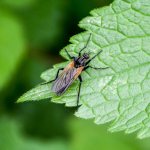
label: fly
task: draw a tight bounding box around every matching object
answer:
[41,33,109,110]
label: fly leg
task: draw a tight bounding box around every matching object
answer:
[79,33,92,56]
[83,66,109,71]
[65,48,75,59]
[77,75,82,111]
[40,68,64,85]
[84,50,109,70]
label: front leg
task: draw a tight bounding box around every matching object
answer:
[79,33,92,56]
[40,68,64,85]
[83,66,109,71]
[65,48,75,59]
[77,75,82,111]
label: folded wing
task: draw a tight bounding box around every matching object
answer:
[51,60,84,96]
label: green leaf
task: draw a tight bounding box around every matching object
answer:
[18,0,150,139]
[0,10,26,90]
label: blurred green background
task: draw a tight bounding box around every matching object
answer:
[1,0,150,150]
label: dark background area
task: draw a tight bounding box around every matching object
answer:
[0,0,150,150]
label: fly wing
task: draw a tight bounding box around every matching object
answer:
[57,66,84,96]
[51,60,75,92]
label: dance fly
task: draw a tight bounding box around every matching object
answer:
[41,33,109,110]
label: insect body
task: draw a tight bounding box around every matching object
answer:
[41,33,109,110]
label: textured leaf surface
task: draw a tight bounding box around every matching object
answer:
[18,0,150,139]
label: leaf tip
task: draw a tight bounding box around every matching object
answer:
[136,135,141,139]
[136,136,139,139]
[74,111,78,116]
[107,129,112,133]
[16,97,22,103]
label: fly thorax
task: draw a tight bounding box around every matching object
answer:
[75,56,85,67]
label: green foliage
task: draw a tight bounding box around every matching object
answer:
[0,10,25,90]
[0,117,69,150]
[18,0,150,139]
[0,0,36,8]
[18,0,68,48]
